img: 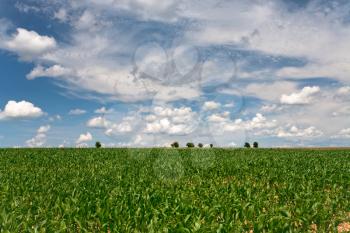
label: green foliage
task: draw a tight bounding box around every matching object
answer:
[95,141,102,148]
[186,142,195,148]
[198,143,204,148]
[171,141,179,148]
[253,142,259,148]
[0,148,349,232]
[210,144,214,148]
[244,142,251,148]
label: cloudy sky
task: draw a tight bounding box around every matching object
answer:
[0,0,350,148]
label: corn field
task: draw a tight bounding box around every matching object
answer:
[0,148,349,232]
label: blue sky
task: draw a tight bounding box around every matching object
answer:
[0,0,350,148]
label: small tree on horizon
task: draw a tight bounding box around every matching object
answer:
[210,144,213,148]
[198,143,203,148]
[95,141,102,148]
[253,142,259,148]
[244,142,251,148]
[186,142,195,148]
[171,142,180,148]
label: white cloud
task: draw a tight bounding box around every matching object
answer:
[208,112,230,123]
[26,65,71,80]
[74,10,99,30]
[246,113,277,130]
[334,86,350,101]
[275,125,323,138]
[180,1,350,87]
[332,128,350,139]
[223,103,235,108]
[26,125,51,147]
[26,133,47,147]
[87,116,109,128]
[260,104,283,113]
[245,81,297,102]
[49,114,62,122]
[95,107,112,114]
[5,28,56,59]
[218,113,277,133]
[0,100,44,120]
[280,86,320,105]
[105,120,133,136]
[228,142,238,148]
[332,106,350,117]
[15,2,40,13]
[207,112,280,141]
[144,106,197,135]
[76,132,93,144]
[37,125,51,134]
[0,14,201,103]
[69,109,87,115]
[203,101,221,111]
[337,86,350,96]
[54,8,68,22]
[93,0,180,22]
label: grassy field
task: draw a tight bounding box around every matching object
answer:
[0,148,349,232]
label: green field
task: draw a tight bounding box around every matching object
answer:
[0,148,349,232]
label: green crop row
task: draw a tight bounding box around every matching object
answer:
[0,148,349,232]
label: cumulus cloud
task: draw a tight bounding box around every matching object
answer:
[208,112,230,123]
[26,125,51,147]
[204,112,280,146]
[0,100,44,120]
[76,132,93,144]
[275,125,323,138]
[222,113,277,132]
[245,81,297,102]
[280,86,320,105]
[337,86,350,96]
[332,128,350,139]
[86,114,136,136]
[5,28,56,59]
[37,125,51,134]
[209,113,276,133]
[250,123,324,139]
[144,106,198,135]
[203,101,221,111]
[105,117,134,136]
[26,133,47,147]
[87,116,109,128]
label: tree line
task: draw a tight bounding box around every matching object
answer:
[171,141,259,148]
[94,141,259,148]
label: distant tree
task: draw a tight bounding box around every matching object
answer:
[210,144,213,148]
[95,141,102,148]
[244,142,251,148]
[171,142,180,148]
[198,143,203,148]
[186,142,195,148]
[253,142,259,148]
